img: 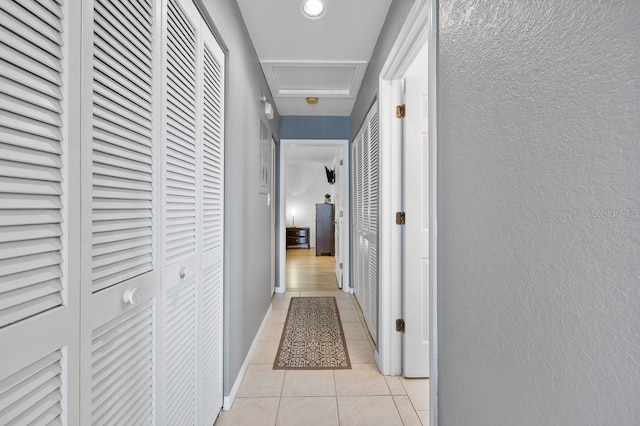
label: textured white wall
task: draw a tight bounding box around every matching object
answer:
[286,161,335,248]
[437,1,640,424]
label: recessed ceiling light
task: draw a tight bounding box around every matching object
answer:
[302,0,325,19]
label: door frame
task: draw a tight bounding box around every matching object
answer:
[277,139,351,293]
[377,0,438,424]
[271,137,278,295]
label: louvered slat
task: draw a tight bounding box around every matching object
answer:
[165,0,197,265]
[202,46,224,252]
[91,302,154,425]
[0,350,63,424]
[91,0,154,293]
[165,278,196,426]
[200,261,223,421]
[0,0,64,329]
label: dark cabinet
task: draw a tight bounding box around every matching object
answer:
[286,227,310,249]
[315,203,335,256]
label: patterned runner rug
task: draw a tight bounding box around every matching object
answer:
[273,297,351,369]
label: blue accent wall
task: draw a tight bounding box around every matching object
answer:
[280,116,350,140]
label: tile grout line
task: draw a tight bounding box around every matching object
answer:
[273,342,288,425]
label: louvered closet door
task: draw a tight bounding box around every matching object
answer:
[0,0,79,424]
[80,0,160,423]
[351,138,360,300]
[352,103,379,344]
[199,25,225,425]
[162,0,199,423]
[161,0,225,424]
[366,111,379,342]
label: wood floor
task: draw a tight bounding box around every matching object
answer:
[285,248,339,291]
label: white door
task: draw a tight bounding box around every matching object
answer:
[199,22,225,426]
[161,0,199,422]
[402,42,430,377]
[161,0,225,423]
[0,1,80,423]
[352,105,379,343]
[80,0,161,422]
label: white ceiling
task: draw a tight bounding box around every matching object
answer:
[236,0,393,116]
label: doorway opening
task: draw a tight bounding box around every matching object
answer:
[277,139,351,294]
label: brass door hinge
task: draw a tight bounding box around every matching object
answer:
[396,212,405,225]
[396,319,405,332]
[396,104,406,118]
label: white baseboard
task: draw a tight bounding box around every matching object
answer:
[275,286,285,294]
[223,304,273,410]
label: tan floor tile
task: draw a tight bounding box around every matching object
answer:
[336,309,361,323]
[282,370,336,396]
[299,290,330,297]
[237,364,285,397]
[417,410,430,425]
[251,339,279,364]
[331,290,353,299]
[261,322,285,342]
[275,291,299,299]
[401,377,430,411]
[276,397,339,426]
[215,397,279,426]
[393,395,422,426]
[267,309,288,324]
[337,396,402,426]
[342,322,368,341]
[271,298,291,311]
[345,340,375,364]
[334,363,389,396]
[336,299,356,310]
[384,376,406,395]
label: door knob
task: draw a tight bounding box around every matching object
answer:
[179,266,189,279]
[123,288,142,305]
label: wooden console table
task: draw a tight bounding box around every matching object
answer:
[286,227,310,249]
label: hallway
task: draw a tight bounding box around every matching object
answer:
[216,252,429,425]
[215,290,429,425]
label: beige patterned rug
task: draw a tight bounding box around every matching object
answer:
[273,297,351,369]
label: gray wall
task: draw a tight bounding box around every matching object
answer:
[200,0,279,395]
[437,1,640,425]
[350,0,415,140]
[280,116,350,140]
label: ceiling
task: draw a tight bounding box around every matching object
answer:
[236,0,393,116]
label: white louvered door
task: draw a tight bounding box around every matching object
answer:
[162,0,199,422]
[199,25,225,425]
[0,0,80,424]
[161,0,225,424]
[352,103,379,344]
[1,0,225,423]
[80,0,160,423]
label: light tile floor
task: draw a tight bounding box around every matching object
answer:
[215,290,429,426]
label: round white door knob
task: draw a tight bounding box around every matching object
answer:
[179,266,189,279]
[123,288,142,305]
